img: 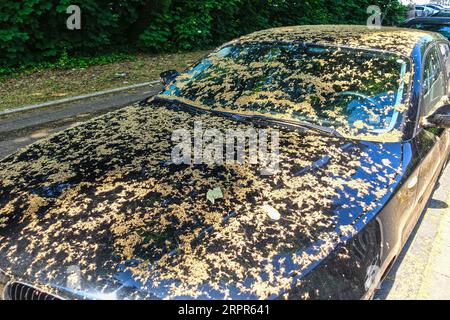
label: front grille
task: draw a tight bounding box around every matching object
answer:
[4,282,59,300]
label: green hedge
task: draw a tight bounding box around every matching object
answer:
[0,0,407,69]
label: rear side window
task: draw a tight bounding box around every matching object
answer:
[422,45,446,116]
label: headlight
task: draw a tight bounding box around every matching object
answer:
[0,270,11,300]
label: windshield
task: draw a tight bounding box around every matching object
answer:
[160,42,411,141]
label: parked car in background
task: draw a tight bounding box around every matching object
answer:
[426,4,445,11]
[0,26,449,301]
[415,5,439,17]
[400,17,450,40]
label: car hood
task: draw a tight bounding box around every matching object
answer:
[0,102,403,300]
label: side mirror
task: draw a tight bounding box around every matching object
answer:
[423,104,450,128]
[160,70,179,86]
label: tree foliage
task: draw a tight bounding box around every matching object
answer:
[0,0,407,68]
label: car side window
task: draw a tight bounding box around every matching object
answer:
[439,42,450,80]
[422,45,446,116]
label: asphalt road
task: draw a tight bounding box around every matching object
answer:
[0,84,162,159]
[0,87,449,299]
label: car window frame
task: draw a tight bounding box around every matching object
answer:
[414,40,449,137]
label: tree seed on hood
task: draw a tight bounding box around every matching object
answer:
[206,187,223,204]
[262,204,281,220]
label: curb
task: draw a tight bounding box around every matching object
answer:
[0,80,161,117]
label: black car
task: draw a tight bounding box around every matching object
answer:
[401,17,450,39]
[0,25,449,300]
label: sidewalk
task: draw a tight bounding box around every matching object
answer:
[416,181,450,299]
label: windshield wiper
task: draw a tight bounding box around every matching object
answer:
[238,115,344,138]
[152,96,343,138]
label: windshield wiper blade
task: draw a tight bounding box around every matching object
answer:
[152,96,343,138]
[240,115,344,138]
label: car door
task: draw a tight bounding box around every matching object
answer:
[437,42,450,156]
[411,43,449,233]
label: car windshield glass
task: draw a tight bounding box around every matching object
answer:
[160,42,411,141]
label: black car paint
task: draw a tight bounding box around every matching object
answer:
[0,31,449,300]
[320,39,450,299]
[283,36,450,300]
[232,37,450,300]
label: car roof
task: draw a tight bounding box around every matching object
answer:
[226,25,442,57]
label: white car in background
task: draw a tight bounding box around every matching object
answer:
[415,5,439,17]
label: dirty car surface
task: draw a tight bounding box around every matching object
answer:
[0,25,449,300]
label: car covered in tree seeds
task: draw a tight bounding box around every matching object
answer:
[0,25,450,300]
